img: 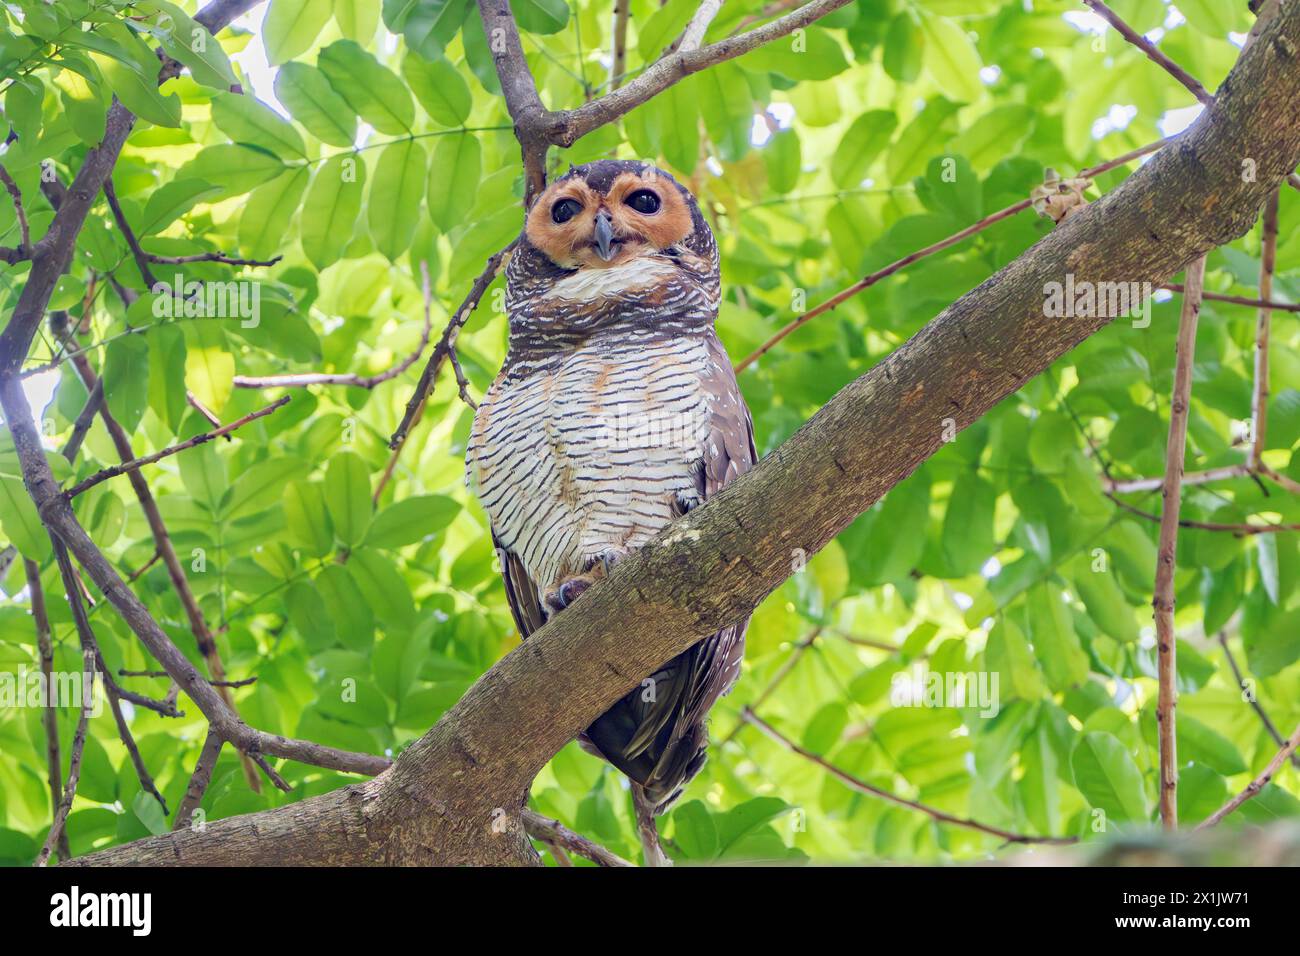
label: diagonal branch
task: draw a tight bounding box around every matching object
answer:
[23,559,69,862]
[1197,719,1300,829]
[742,709,1078,845]
[1082,0,1212,105]
[64,396,290,499]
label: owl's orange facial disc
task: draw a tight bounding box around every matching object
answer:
[525,171,695,271]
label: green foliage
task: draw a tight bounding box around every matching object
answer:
[0,0,1297,867]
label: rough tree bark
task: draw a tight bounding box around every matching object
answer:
[56,3,1300,865]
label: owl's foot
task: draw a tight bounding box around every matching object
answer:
[544,575,595,613]
[544,552,625,613]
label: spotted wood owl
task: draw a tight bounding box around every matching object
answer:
[466,160,756,815]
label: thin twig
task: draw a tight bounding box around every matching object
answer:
[1252,190,1280,469]
[610,0,630,90]
[721,628,820,745]
[34,543,98,867]
[1153,256,1207,830]
[120,668,256,688]
[1197,720,1300,829]
[390,249,512,449]
[1162,283,1300,312]
[1218,632,1300,769]
[522,808,633,866]
[1082,1,1212,106]
[24,559,69,862]
[742,709,1078,845]
[64,396,290,499]
[735,138,1170,371]
[233,281,431,390]
[174,730,223,830]
[1107,493,1300,535]
[147,250,281,267]
[103,178,158,289]
[0,161,31,252]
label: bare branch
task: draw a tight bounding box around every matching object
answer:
[1197,719,1300,829]
[737,138,1169,371]
[174,730,223,830]
[148,250,282,267]
[1153,256,1206,830]
[1082,0,1212,105]
[232,291,430,390]
[0,161,31,252]
[522,809,633,866]
[1251,190,1280,469]
[65,396,290,498]
[389,248,512,449]
[35,543,97,866]
[1218,633,1300,769]
[609,0,631,90]
[24,559,69,862]
[743,709,1078,845]
[103,178,158,289]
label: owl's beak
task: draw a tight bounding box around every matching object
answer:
[593,209,615,261]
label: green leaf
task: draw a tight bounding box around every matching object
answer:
[314,564,374,650]
[1257,535,1280,604]
[940,474,996,575]
[365,494,460,548]
[831,110,897,189]
[222,456,308,520]
[146,323,188,434]
[882,12,922,83]
[1176,0,1241,37]
[238,165,309,261]
[302,154,367,269]
[318,39,414,135]
[324,451,372,548]
[211,92,307,159]
[671,800,718,859]
[139,179,223,235]
[717,797,792,854]
[368,139,427,261]
[426,132,480,232]
[91,53,181,128]
[283,480,334,557]
[103,333,150,433]
[0,477,50,561]
[1026,583,1090,691]
[402,54,471,127]
[147,0,239,89]
[763,127,801,195]
[275,62,358,148]
[347,548,416,626]
[177,144,286,198]
[334,0,381,41]
[514,0,568,35]
[985,618,1046,701]
[382,0,468,59]
[739,28,849,81]
[264,0,333,65]
[131,791,167,836]
[918,12,983,103]
[1070,731,1148,824]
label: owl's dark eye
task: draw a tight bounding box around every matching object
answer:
[624,190,661,214]
[551,198,582,224]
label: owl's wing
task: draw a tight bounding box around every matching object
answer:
[585,331,758,809]
[494,531,547,639]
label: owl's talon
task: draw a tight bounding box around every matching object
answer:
[545,576,593,613]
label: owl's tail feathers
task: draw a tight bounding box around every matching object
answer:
[582,623,745,811]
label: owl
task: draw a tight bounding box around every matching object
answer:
[466,160,756,849]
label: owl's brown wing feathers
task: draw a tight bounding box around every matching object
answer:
[495,531,547,639]
[585,332,756,810]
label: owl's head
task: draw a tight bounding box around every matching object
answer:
[506,161,718,329]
